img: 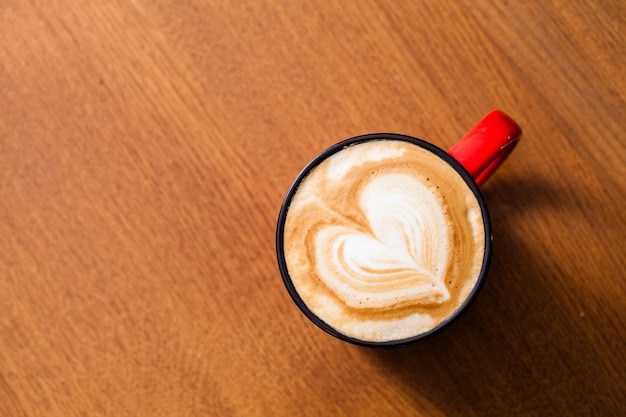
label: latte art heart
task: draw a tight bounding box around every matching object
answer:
[315,174,452,309]
[282,139,485,342]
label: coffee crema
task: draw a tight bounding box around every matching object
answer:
[282,139,486,343]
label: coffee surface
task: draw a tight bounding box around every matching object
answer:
[283,139,485,342]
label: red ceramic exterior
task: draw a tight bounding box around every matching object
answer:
[448,110,522,186]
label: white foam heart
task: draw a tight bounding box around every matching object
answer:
[314,173,452,309]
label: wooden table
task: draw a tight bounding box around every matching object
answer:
[1,1,624,416]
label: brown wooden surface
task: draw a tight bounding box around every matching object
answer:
[1,1,625,416]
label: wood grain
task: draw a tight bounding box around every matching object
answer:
[1,1,624,416]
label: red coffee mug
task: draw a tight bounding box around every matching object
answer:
[276,109,522,346]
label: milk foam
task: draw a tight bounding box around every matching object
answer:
[283,140,485,342]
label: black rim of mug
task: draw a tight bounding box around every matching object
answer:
[275,133,493,348]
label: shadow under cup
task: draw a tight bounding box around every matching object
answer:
[276,133,492,348]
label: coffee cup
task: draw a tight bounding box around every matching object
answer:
[276,110,522,347]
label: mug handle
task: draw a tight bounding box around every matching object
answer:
[448,110,522,186]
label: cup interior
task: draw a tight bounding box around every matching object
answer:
[276,133,492,347]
